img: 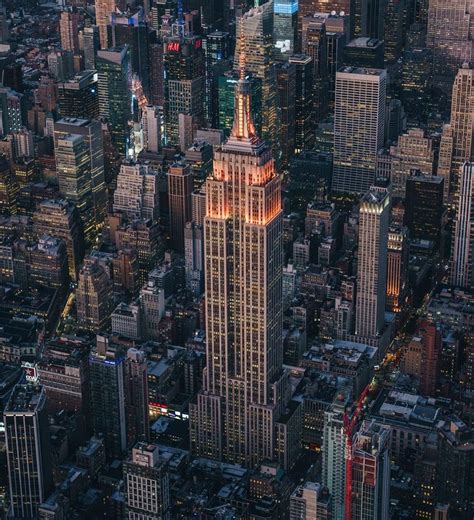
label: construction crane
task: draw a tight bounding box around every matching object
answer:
[343,383,371,520]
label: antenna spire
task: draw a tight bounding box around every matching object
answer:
[238,16,246,80]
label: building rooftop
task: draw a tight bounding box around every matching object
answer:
[346,37,383,48]
[5,384,45,413]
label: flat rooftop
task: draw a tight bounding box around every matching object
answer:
[5,384,44,414]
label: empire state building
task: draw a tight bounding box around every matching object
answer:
[190,39,288,468]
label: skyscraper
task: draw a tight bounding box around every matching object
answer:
[443,64,474,198]
[163,16,205,146]
[83,26,100,70]
[451,162,474,288]
[60,9,81,53]
[4,384,53,519]
[33,199,85,278]
[234,3,281,155]
[351,420,391,520]
[427,0,474,76]
[141,105,161,153]
[332,67,387,194]
[322,391,350,519]
[96,46,132,156]
[57,70,99,120]
[386,225,408,313]
[95,0,116,50]
[301,14,328,121]
[124,348,150,447]
[190,42,286,468]
[167,160,193,253]
[123,443,170,519]
[113,160,159,222]
[89,336,127,460]
[55,134,95,243]
[0,153,18,215]
[389,128,434,199]
[404,173,444,246]
[54,117,107,233]
[274,0,298,60]
[289,55,314,153]
[355,187,390,339]
[276,61,296,165]
[76,258,113,331]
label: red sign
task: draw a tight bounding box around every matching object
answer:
[195,39,202,49]
[167,42,180,52]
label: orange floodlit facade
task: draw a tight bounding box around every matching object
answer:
[190,34,285,467]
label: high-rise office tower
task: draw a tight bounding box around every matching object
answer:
[12,127,34,159]
[0,87,25,135]
[427,0,474,75]
[83,26,100,70]
[123,443,170,519]
[417,321,441,397]
[107,9,151,96]
[203,30,231,126]
[438,124,455,202]
[289,481,332,520]
[139,277,165,341]
[451,162,474,289]
[351,420,391,520]
[404,173,444,246]
[33,199,85,278]
[322,390,351,519]
[389,128,434,199]
[55,133,95,243]
[141,105,161,153]
[301,14,328,121]
[54,117,107,233]
[96,46,132,156]
[95,0,116,50]
[113,160,159,222]
[76,258,113,331]
[30,235,70,291]
[276,61,296,166]
[184,221,204,296]
[149,42,165,106]
[167,160,193,253]
[57,70,99,120]
[332,67,387,194]
[324,13,349,107]
[163,15,205,145]
[124,348,150,447]
[442,64,474,198]
[190,44,286,468]
[355,187,390,339]
[386,225,408,313]
[343,36,385,69]
[298,0,353,37]
[47,50,74,82]
[4,384,53,519]
[289,54,314,153]
[89,335,127,460]
[274,0,298,60]
[436,417,474,516]
[0,153,18,215]
[60,9,81,53]
[234,2,281,156]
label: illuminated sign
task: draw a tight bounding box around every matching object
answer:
[195,39,202,49]
[149,401,189,421]
[274,1,298,14]
[167,42,180,52]
[21,361,38,383]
